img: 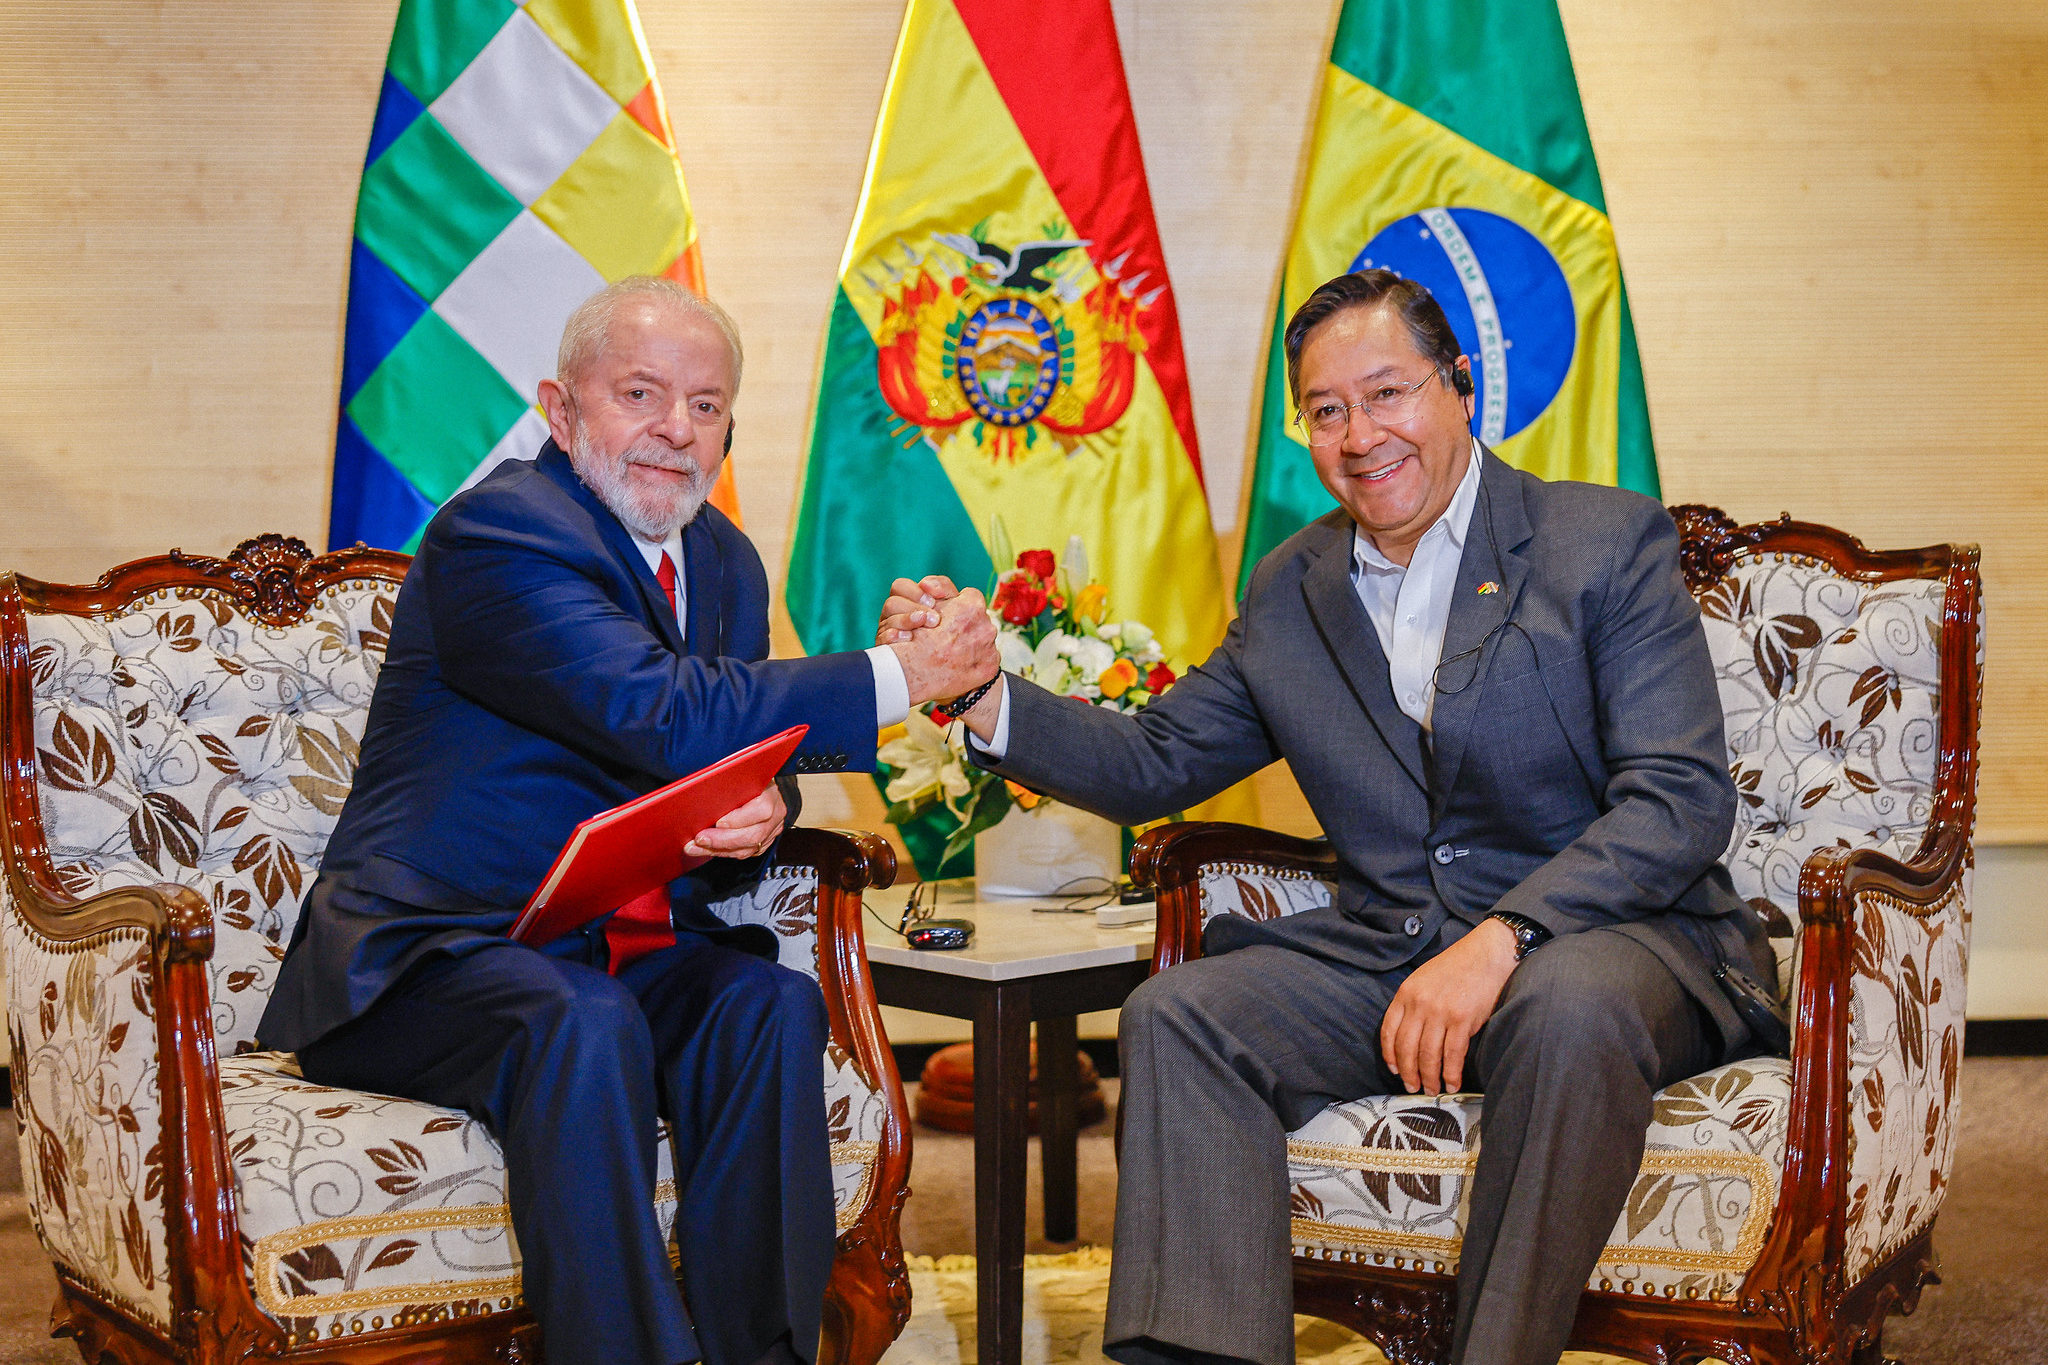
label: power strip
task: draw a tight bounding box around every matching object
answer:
[1096,900,1156,927]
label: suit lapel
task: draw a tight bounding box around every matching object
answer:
[1425,452,1533,810]
[679,515,724,659]
[1298,518,1430,793]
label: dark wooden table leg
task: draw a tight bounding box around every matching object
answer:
[974,981,1032,1365]
[1035,1014,1079,1243]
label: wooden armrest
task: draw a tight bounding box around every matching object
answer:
[777,826,898,894]
[6,865,213,962]
[1739,821,1972,1321]
[1130,822,1337,974]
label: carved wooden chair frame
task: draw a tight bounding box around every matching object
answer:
[1,536,914,1365]
[1129,507,1983,1365]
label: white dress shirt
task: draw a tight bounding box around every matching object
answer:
[971,440,1486,759]
[629,532,909,728]
[1350,439,1484,731]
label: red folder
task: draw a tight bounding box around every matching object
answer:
[508,724,809,947]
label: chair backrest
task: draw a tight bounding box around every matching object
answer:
[2,536,407,1054]
[1673,507,1982,968]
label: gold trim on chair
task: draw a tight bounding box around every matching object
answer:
[249,1179,681,1319]
[1287,1149,1776,1278]
[830,1140,881,1232]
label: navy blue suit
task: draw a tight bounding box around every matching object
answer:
[260,442,877,1365]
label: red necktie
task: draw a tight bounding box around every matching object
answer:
[603,550,682,974]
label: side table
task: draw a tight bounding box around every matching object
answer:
[862,882,1155,1365]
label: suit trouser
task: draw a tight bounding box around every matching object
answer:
[299,929,835,1365]
[1104,928,1718,1365]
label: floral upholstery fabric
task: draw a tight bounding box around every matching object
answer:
[3,886,173,1331]
[711,865,826,984]
[219,1051,622,1343]
[1288,1059,1793,1303]
[1701,556,1947,928]
[1196,864,1331,928]
[24,583,392,1054]
[1842,877,1969,1283]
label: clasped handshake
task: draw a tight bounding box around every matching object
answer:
[875,574,1004,732]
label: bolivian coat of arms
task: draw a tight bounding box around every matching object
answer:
[867,228,1161,461]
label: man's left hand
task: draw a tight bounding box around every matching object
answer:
[685,782,787,860]
[1381,916,1521,1095]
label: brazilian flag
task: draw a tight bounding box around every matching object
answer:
[1238,0,1656,591]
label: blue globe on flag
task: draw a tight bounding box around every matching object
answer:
[1351,209,1575,446]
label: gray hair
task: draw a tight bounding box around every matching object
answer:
[556,275,744,395]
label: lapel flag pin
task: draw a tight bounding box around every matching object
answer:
[1478,581,1502,595]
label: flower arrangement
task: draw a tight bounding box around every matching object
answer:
[876,534,1177,873]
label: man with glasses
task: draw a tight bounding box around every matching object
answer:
[262,277,998,1365]
[878,270,1773,1365]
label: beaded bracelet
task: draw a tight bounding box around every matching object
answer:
[931,672,1002,725]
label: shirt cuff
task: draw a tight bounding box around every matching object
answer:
[964,675,1012,760]
[866,646,910,729]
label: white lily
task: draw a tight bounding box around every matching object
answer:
[1068,634,1116,680]
[997,630,1037,674]
[878,710,970,805]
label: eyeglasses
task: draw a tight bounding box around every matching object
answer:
[898,880,938,937]
[1294,369,1448,445]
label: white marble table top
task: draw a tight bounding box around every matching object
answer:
[859,877,1157,982]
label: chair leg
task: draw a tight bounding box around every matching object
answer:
[820,1228,912,1365]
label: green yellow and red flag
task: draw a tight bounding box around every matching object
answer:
[1237,0,1656,591]
[785,0,1229,683]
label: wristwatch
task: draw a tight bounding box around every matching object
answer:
[1489,911,1551,961]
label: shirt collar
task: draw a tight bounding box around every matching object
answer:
[1352,439,1485,576]
[631,529,686,577]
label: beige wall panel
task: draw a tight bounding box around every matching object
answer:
[1,0,2041,838]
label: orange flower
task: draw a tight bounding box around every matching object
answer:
[1098,658,1140,699]
[1004,780,1044,810]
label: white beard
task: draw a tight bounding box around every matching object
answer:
[568,427,720,540]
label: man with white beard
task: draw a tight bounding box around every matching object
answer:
[261,278,999,1365]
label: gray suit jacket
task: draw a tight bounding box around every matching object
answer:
[982,451,1770,1052]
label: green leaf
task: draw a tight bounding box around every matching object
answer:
[989,514,1015,581]
[941,781,1015,867]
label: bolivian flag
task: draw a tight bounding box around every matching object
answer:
[329,0,735,553]
[786,0,1228,679]
[1238,0,1656,591]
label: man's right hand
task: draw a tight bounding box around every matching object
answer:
[885,582,998,707]
[876,575,961,644]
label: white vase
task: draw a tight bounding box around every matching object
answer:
[974,801,1121,899]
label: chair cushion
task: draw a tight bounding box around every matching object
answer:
[26,582,394,1054]
[222,1046,891,1345]
[1286,1057,1793,1305]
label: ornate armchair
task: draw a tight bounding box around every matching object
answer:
[1,537,913,1365]
[1130,508,1982,1365]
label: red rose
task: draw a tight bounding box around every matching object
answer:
[1016,549,1057,581]
[1146,663,1176,692]
[995,577,1049,624]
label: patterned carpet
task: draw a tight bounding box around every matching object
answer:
[886,1248,1638,1365]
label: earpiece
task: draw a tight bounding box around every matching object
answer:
[723,417,735,456]
[1451,365,1475,397]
